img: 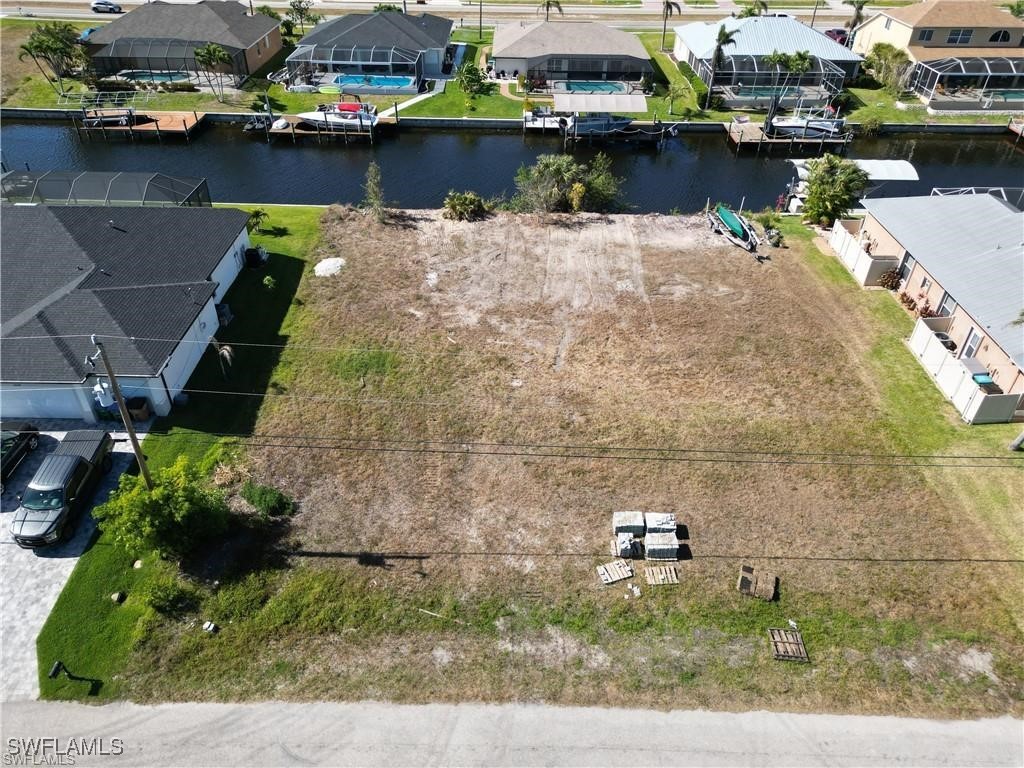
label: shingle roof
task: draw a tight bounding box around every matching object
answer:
[674,16,863,62]
[298,12,452,52]
[881,0,1023,29]
[493,21,650,60]
[1,205,248,382]
[87,0,279,50]
[861,194,1024,368]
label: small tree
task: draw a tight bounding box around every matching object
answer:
[454,62,486,96]
[660,0,682,51]
[443,190,490,221]
[363,160,386,223]
[256,5,280,19]
[287,0,319,33]
[801,154,870,227]
[667,81,687,114]
[18,22,81,96]
[536,0,563,21]
[247,207,269,232]
[194,43,232,102]
[94,457,229,559]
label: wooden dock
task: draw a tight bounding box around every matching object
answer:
[260,114,396,145]
[727,120,854,155]
[74,109,206,142]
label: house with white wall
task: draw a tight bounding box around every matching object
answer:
[1,205,251,422]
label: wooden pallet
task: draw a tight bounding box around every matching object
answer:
[768,628,809,662]
[597,559,634,585]
[737,564,778,601]
[644,566,679,585]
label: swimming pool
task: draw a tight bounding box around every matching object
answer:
[554,80,628,94]
[119,70,190,82]
[732,85,794,97]
[984,88,1024,100]
[333,74,417,88]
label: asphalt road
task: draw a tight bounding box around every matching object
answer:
[1,701,1022,767]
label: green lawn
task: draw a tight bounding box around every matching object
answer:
[844,86,1017,125]
[36,204,325,700]
[400,43,527,119]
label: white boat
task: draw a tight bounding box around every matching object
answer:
[565,113,633,136]
[296,103,378,130]
[770,114,845,138]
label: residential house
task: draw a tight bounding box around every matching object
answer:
[852,0,1024,109]
[674,16,862,107]
[1,205,252,422]
[829,193,1024,423]
[491,22,653,85]
[85,0,282,86]
[285,12,453,92]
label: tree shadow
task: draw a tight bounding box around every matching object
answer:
[260,225,290,237]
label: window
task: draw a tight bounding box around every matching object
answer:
[920,275,932,291]
[884,18,892,29]
[961,328,982,359]
[899,254,916,282]
[937,292,956,317]
[989,30,1010,43]
[917,29,934,42]
[946,29,973,44]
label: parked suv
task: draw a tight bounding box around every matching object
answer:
[824,28,849,45]
[91,0,123,12]
[10,430,113,548]
[1,422,39,495]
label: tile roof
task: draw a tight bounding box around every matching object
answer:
[881,0,1024,29]
[297,12,452,52]
[1,205,248,382]
[493,21,650,60]
[87,0,280,50]
[674,16,863,61]
[861,194,1024,368]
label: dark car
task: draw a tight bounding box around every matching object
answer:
[824,28,849,45]
[0,422,39,494]
[10,430,113,548]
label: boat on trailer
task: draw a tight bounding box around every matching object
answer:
[707,203,760,252]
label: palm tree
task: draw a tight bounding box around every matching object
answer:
[667,81,687,114]
[17,23,80,96]
[194,43,233,102]
[18,40,61,96]
[784,50,812,93]
[843,0,868,45]
[764,49,788,90]
[536,0,562,21]
[660,0,682,51]
[247,208,269,232]
[704,24,738,110]
[738,0,767,17]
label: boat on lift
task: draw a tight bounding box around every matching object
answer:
[295,102,378,129]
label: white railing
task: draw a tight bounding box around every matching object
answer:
[907,317,1022,424]
[828,220,899,286]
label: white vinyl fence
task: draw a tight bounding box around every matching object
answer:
[829,220,899,286]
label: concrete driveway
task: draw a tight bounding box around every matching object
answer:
[0,422,142,701]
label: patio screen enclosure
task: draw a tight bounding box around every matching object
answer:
[0,171,212,207]
[285,44,420,81]
[90,38,247,80]
[908,57,1024,99]
[695,54,845,93]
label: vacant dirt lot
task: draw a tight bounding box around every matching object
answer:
[128,208,1023,714]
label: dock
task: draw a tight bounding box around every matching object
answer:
[727,120,854,155]
[73,109,206,142]
[259,114,396,145]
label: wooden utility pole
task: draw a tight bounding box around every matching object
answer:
[91,336,154,490]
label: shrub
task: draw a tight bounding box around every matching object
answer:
[94,79,136,92]
[164,81,198,92]
[512,152,622,213]
[206,572,278,623]
[443,189,490,221]
[802,155,870,227]
[878,268,902,291]
[241,480,295,517]
[898,291,917,311]
[262,275,277,290]
[93,457,229,559]
[140,572,198,616]
[677,61,708,106]
[858,116,882,136]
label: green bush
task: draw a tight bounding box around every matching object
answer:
[93,79,137,92]
[241,480,295,517]
[140,573,197,616]
[93,457,229,559]
[858,116,882,136]
[676,61,708,106]
[164,81,199,93]
[878,268,902,291]
[443,189,490,221]
[511,153,622,213]
[206,572,279,623]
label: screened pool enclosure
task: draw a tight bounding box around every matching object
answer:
[909,57,1024,109]
[89,38,249,84]
[0,171,211,207]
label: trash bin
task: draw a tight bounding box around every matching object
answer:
[126,396,150,421]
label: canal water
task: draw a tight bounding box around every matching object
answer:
[1,120,1021,212]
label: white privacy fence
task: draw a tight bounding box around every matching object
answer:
[829,220,899,286]
[907,317,1022,424]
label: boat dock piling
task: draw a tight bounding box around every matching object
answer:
[73,109,206,143]
[262,114,393,145]
[727,121,854,155]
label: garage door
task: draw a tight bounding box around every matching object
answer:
[0,385,87,420]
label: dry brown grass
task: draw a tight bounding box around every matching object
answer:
[129,207,1023,714]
